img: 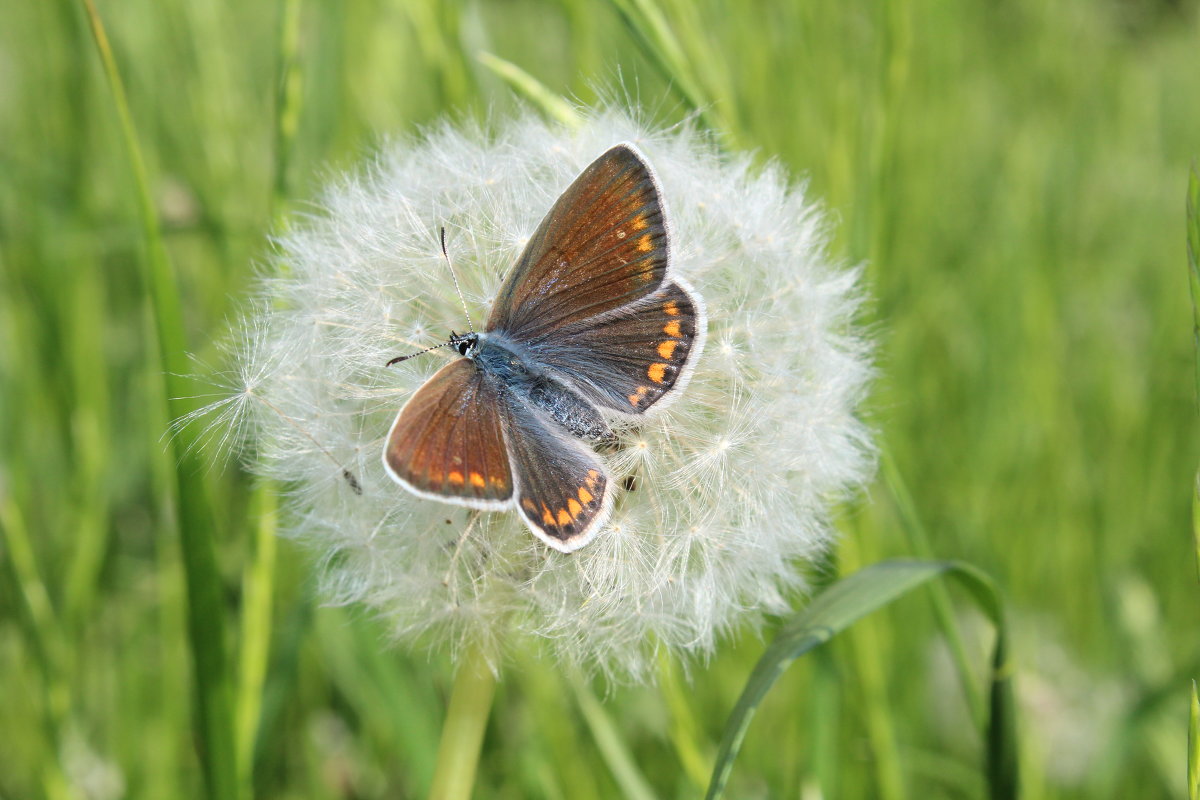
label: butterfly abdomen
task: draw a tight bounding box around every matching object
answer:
[473,334,613,444]
[524,377,613,442]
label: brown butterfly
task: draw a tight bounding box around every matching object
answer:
[383,144,705,552]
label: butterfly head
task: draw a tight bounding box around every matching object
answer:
[449,331,479,358]
[385,331,481,367]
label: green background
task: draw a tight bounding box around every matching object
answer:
[2,0,1197,797]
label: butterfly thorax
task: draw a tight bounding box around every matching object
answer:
[467,331,614,444]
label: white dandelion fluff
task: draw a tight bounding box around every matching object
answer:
[215,108,874,681]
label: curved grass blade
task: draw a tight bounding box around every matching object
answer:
[80,3,235,798]
[476,52,581,128]
[705,559,1016,800]
[882,451,984,726]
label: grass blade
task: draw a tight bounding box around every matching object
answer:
[1190,680,1200,800]
[704,559,1016,800]
[572,675,658,800]
[1194,472,1200,588]
[62,264,112,629]
[232,1,306,792]
[657,652,712,792]
[272,0,304,209]
[882,450,985,725]
[606,0,738,145]
[310,608,441,795]
[477,52,581,128]
[838,534,905,800]
[80,3,235,798]
[0,488,73,800]
[1188,162,1200,800]
[1188,161,1200,410]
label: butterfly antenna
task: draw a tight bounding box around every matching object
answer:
[440,226,476,333]
[385,340,453,367]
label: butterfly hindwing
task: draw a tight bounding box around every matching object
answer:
[383,359,513,508]
[487,144,670,340]
[501,402,612,552]
[530,281,704,415]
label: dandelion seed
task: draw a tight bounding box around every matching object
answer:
[212,108,874,682]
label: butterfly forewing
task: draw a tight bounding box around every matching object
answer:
[532,281,704,415]
[501,403,612,551]
[487,145,669,340]
[383,359,513,507]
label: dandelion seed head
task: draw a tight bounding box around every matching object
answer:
[218,108,873,682]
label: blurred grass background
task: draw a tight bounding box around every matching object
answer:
[1,0,1197,797]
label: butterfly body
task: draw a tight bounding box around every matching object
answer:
[384,144,705,552]
[457,331,615,443]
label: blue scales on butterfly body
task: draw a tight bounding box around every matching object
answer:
[453,331,615,444]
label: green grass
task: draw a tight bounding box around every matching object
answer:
[2,0,1198,797]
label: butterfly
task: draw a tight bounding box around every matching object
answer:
[382,144,705,552]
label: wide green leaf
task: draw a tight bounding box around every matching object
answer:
[705,559,1016,800]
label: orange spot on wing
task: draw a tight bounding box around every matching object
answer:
[556,509,571,525]
[636,234,654,253]
[491,475,507,488]
[631,214,648,231]
[568,498,583,517]
[663,300,679,316]
[578,487,594,505]
[542,506,555,526]
[448,471,464,485]
[469,472,485,488]
[663,321,682,338]
[657,340,678,360]
[522,499,537,512]
[628,385,650,407]
[648,363,668,384]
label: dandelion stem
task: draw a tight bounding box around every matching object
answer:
[234,483,277,798]
[427,643,497,800]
